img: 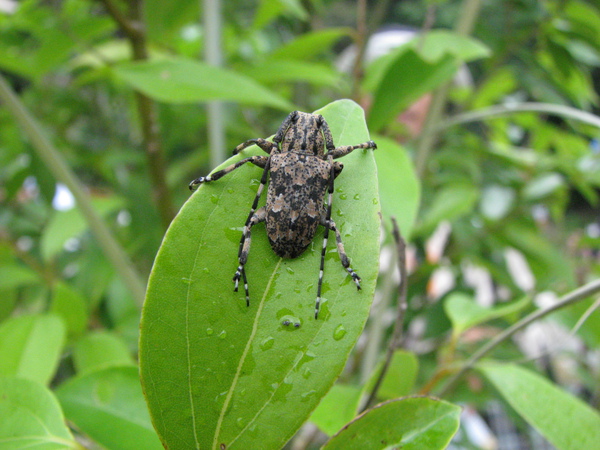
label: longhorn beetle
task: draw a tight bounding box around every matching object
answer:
[189,111,376,319]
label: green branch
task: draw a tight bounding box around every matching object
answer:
[437,102,600,131]
[437,277,600,397]
[0,74,146,307]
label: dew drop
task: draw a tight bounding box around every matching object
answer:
[181,277,192,284]
[236,417,244,428]
[227,188,234,194]
[218,330,227,340]
[336,209,344,217]
[353,193,361,200]
[302,367,312,379]
[336,187,344,193]
[202,267,210,274]
[206,328,214,336]
[372,198,379,205]
[286,267,294,275]
[333,324,347,341]
[260,336,275,350]
[281,315,301,329]
[210,194,219,205]
[339,193,347,200]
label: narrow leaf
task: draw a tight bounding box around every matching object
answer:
[0,377,78,449]
[113,58,294,111]
[480,363,600,449]
[140,100,380,449]
[322,397,461,450]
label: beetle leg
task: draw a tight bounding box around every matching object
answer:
[233,207,266,306]
[326,140,377,160]
[233,159,270,306]
[233,138,278,155]
[188,155,268,190]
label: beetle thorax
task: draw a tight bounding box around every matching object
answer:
[280,112,325,156]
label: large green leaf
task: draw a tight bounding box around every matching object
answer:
[113,58,294,111]
[140,100,380,449]
[0,314,65,385]
[0,377,79,450]
[480,363,600,449]
[322,397,461,450]
[56,366,162,450]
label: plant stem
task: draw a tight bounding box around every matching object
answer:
[361,218,408,411]
[203,0,226,167]
[99,0,175,229]
[437,277,600,397]
[414,0,482,177]
[0,74,147,307]
[436,102,600,131]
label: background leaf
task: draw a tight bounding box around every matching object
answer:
[0,314,65,385]
[480,363,600,449]
[0,377,78,449]
[56,366,163,450]
[373,136,420,237]
[444,293,530,336]
[310,384,362,436]
[140,100,380,449]
[322,397,461,450]
[113,58,294,111]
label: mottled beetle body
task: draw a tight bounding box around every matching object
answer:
[189,111,376,318]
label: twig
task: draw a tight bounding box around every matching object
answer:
[435,102,600,132]
[98,0,175,229]
[361,217,408,411]
[414,0,483,177]
[437,277,600,397]
[350,0,369,101]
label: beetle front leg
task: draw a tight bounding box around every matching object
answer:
[326,140,377,159]
[233,207,266,306]
[188,155,268,190]
[233,138,278,155]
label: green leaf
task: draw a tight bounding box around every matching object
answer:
[444,293,530,336]
[322,397,461,450]
[0,264,40,290]
[241,60,342,87]
[253,0,308,28]
[113,58,294,111]
[0,314,65,385]
[418,184,479,235]
[140,100,380,449]
[56,366,163,450]
[269,28,352,61]
[480,363,600,449]
[373,136,420,238]
[41,196,124,261]
[51,282,88,338]
[0,377,78,449]
[73,331,135,375]
[365,350,419,401]
[310,384,362,436]
[366,48,458,132]
[411,31,491,63]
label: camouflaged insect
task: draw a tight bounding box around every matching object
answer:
[189,111,376,319]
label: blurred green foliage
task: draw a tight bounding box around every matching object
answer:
[1,0,599,448]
